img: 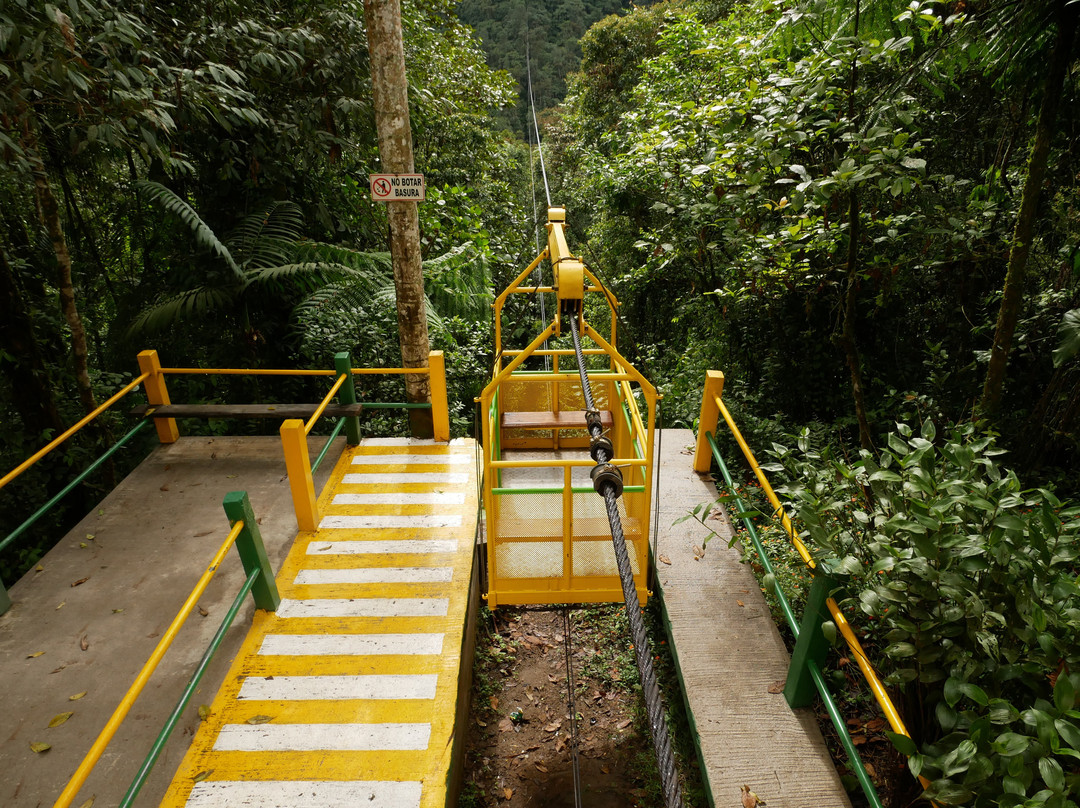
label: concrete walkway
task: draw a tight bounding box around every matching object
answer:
[0,435,342,808]
[654,429,851,808]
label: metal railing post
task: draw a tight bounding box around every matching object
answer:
[333,351,361,445]
[137,349,179,443]
[279,419,319,532]
[222,491,280,611]
[784,569,835,708]
[693,370,724,472]
[429,349,450,442]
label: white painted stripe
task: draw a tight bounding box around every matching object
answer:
[307,539,457,555]
[319,514,462,529]
[342,472,467,484]
[187,780,422,808]
[296,567,453,585]
[238,674,438,701]
[276,598,449,618]
[351,454,470,465]
[333,492,465,505]
[258,633,444,657]
[212,722,430,752]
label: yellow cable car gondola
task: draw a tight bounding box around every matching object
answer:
[478,207,658,608]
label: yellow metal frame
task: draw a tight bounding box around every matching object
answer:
[694,372,932,794]
[479,210,658,608]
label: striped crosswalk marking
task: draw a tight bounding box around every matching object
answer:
[161,439,477,808]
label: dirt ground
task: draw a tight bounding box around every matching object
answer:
[461,605,696,808]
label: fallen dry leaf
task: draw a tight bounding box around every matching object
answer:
[693,546,705,560]
[525,691,534,702]
[50,666,66,674]
[503,787,513,800]
[48,711,74,728]
[27,651,44,659]
[193,531,213,538]
[543,721,562,732]
[535,762,548,773]
[616,719,632,730]
[555,737,566,752]
[741,784,766,807]
[658,554,671,565]
[198,606,209,617]
[547,674,557,683]
[112,608,124,614]
[159,484,169,491]
[71,577,89,587]
[79,542,87,549]
[737,600,745,607]
[498,718,513,732]
[69,691,87,701]
[198,705,212,722]
[601,765,610,774]
[246,715,273,725]
[192,769,213,783]
[767,681,785,695]
[77,797,95,808]
[476,719,487,727]
[489,696,498,710]
[29,741,51,753]
[80,635,89,651]
[56,602,65,610]
[36,564,45,572]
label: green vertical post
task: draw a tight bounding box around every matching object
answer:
[334,351,361,446]
[222,492,280,612]
[785,569,834,708]
[0,578,11,615]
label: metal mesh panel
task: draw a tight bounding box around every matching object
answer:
[492,492,564,579]
[570,492,643,577]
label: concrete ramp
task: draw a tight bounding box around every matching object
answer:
[655,429,850,808]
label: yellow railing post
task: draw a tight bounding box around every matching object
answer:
[137,350,179,444]
[693,370,724,472]
[279,419,319,531]
[429,350,450,442]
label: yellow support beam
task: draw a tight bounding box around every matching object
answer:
[279,419,319,532]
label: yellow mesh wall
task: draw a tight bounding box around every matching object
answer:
[492,492,563,579]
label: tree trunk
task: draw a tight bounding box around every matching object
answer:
[979,0,1078,416]
[0,245,65,441]
[30,143,99,417]
[841,188,875,451]
[363,0,433,438]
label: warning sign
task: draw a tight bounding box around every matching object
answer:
[369,173,425,201]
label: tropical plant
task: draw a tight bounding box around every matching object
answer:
[767,420,1080,806]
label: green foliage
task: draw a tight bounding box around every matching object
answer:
[767,420,1080,806]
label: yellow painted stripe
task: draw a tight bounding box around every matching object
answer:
[161,439,478,808]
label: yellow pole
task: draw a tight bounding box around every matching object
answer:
[429,350,450,442]
[280,419,319,531]
[0,373,150,493]
[693,371,725,472]
[137,350,179,444]
[52,522,244,808]
[304,373,348,434]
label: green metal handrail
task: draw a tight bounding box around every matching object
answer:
[706,431,884,808]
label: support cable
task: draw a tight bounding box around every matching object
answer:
[524,26,551,208]
[567,311,684,808]
[562,608,584,808]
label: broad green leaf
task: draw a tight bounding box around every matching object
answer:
[1055,719,1080,750]
[1054,674,1076,712]
[1052,309,1080,367]
[885,729,918,756]
[992,732,1030,756]
[1038,756,1065,792]
[960,682,989,707]
[944,677,963,707]
[989,699,1020,724]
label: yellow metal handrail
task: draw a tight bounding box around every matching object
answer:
[52,519,246,808]
[0,373,150,493]
[305,373,348,434]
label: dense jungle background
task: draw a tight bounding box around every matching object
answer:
[2,1,1079,804]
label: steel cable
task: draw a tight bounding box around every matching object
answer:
[567,311,684,808]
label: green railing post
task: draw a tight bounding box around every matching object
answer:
[0,579,11,615]
[333,351,361,446]
[222,492,280,611]
[784,568,834,708]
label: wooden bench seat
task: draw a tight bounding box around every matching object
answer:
[500,410,613,431]
[130,403,364,420]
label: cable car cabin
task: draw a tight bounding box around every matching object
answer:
[479,207,658,609]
